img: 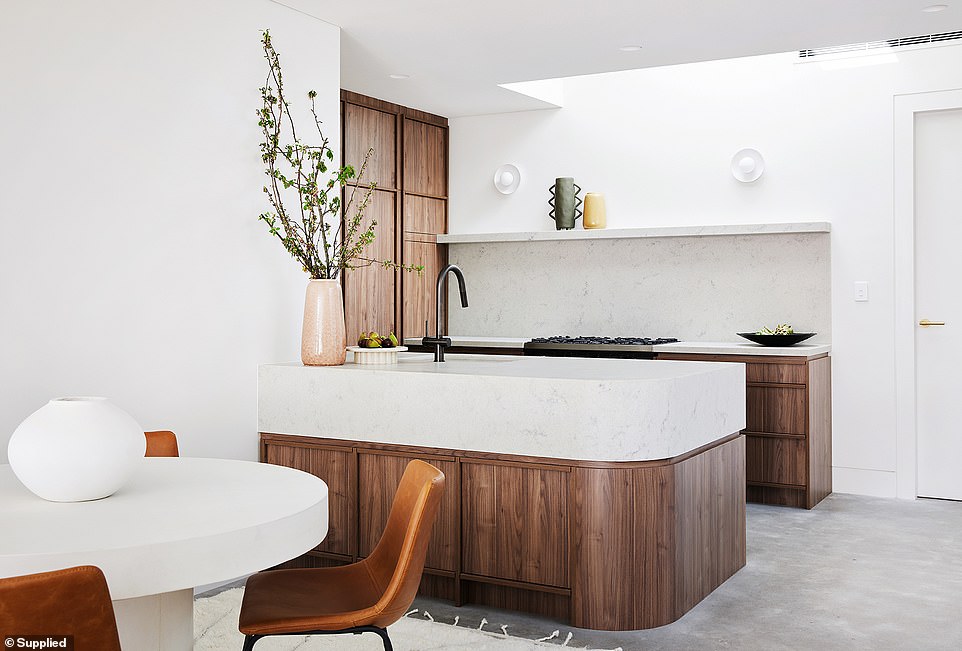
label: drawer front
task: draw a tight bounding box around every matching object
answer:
[746,362,807,385]
[357,452,458,572]
[746,386,807,435]
[462,462,569,588]
[264,443,356,557]
[745,436,807,486]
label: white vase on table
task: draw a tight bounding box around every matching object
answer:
[8,397,146,502]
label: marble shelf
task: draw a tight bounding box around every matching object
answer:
[437,221,831,244]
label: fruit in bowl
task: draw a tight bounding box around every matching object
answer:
[755,324,795,335]
[737,324,816,346]
[357,331,399,348]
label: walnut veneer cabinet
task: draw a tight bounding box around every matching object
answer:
[340,91,448,343]
[656,352,832,509]
[260,432,745,631]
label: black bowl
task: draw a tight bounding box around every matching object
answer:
[736,332,816,347]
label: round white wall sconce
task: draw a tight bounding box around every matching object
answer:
[493,164,521,194]
[731,148,765,183]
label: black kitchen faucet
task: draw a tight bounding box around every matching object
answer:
[422,264,469,362]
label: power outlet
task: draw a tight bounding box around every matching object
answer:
[854,281,869,302]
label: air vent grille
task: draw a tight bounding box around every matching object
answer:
[799,30,962,58]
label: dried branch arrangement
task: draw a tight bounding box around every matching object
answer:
[257,30,421,279]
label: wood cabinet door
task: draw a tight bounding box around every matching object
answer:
[462,462,569,588]
[404,195,445,235]
[402,238,445,340]
[357,452,458,572]
[343,189,398,341]
[343,103,397,191]
[403,119,446,197]
[264,442,356,557]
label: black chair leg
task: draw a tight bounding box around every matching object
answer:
[372,626,393,651]
[239,627,389,650]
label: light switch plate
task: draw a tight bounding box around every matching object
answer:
[854,281,869,302]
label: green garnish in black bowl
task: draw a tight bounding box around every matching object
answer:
[737,324,816,346]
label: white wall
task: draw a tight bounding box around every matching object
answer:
[0,0,340,462]
[448,44,962,498]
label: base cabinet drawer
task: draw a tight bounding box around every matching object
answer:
[745,435,806,487]
[745,362,807,385]
[745,386,806,435]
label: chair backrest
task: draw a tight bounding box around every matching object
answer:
[145,430,180,457]
[0,565,122,651]
[365,459,445,627]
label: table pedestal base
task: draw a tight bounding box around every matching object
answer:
[113,588,193,651]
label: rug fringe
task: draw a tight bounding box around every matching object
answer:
[537,629,559,642]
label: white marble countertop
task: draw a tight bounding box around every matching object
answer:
[403,336,830,356]
[258,353,746,462]
[655,341,831,357]
[438,221,831,244]
[403,335,529,348]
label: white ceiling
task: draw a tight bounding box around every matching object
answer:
[276,1,962,118]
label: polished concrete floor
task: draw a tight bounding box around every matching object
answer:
[411,494,962,650]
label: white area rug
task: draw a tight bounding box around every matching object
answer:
[194,588,622,651]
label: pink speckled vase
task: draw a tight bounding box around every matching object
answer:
[301,279,346,366]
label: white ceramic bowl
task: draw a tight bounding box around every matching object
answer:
[347,346,408,364]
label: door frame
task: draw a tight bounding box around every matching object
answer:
[893,88,962,499]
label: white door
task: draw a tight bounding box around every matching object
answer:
[915,108,962,500]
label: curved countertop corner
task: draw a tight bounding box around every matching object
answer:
[258,353,746,463]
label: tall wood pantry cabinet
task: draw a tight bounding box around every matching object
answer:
[340,90,448,342]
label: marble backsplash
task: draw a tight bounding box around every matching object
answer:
[446,233,831,342]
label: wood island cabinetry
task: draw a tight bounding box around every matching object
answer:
[259,432,745,631]
[656,351,832,509]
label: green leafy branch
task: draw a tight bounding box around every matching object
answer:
[257,30,422,280]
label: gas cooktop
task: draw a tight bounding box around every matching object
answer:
[528,336,679,347]
[524,336,680,358]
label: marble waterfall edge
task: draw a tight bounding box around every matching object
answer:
[257,354,746,462]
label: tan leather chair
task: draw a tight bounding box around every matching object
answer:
[238,459,445,651]
[0,565,121,651]
[144,430,179,457]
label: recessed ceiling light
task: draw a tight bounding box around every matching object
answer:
[922,4,948,12]
[619,45,643,52]
[389,74,410,80]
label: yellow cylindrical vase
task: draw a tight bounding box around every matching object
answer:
[583,193,606,229]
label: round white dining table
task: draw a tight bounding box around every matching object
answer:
[0,457,328,651]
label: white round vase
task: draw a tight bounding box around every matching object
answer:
[8,397,146,502]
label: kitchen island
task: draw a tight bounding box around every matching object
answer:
[258,353,747,630]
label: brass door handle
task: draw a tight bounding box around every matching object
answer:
[919,319,946,327]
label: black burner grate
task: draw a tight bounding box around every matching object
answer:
[529,336,679,346]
